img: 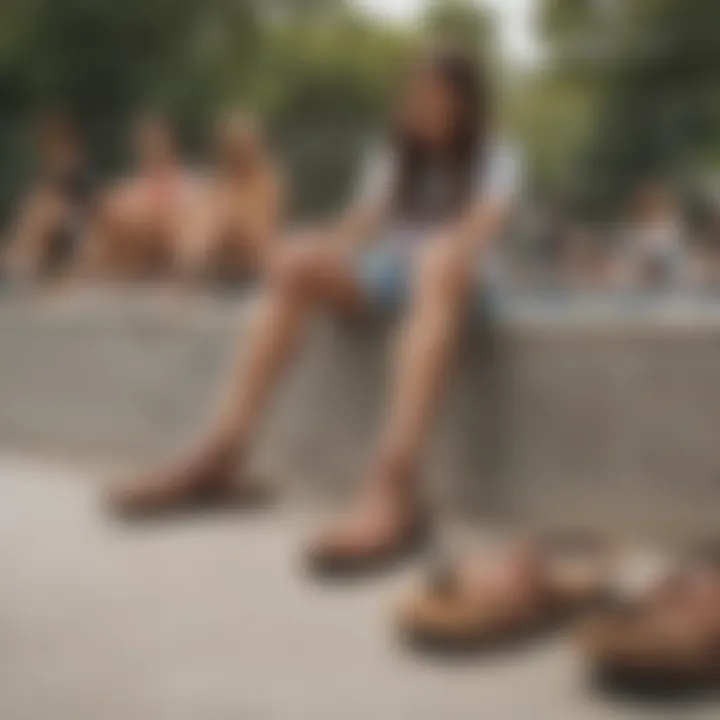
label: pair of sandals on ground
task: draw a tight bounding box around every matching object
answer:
[108,462,720,693]
[402,535,720,693]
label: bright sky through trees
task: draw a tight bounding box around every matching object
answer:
[355,0,539,63]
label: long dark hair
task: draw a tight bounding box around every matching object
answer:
[392,48,490,221]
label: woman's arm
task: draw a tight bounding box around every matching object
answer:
[450,196,515,256]
[322,145,394,253]
[446,142,522,255]
[326,194,390,254]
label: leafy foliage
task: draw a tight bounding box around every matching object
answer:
[529,0,720,211]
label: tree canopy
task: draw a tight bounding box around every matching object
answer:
[1,0,720,221]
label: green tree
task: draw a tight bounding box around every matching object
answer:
[532,0,720,209]
[421,0,495,61]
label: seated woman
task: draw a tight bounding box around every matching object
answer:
[2,114,95,282]
[109,47,521,574]
[173,112,282,285]
[79,115,198,281]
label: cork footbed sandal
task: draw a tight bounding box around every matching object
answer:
[306,505,432,579]
[580,543,720,692]
[107,448,274,519]
[397,531,615,653]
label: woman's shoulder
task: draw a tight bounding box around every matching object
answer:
[482,136,522,172]
[355,140,397,199]
[476,136,523,201]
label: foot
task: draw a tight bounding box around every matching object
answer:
[307,465,429,577]
[107,439,269,518]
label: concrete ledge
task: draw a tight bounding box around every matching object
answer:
[1,288,720,539]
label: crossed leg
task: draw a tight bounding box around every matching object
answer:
[109,236,366,513]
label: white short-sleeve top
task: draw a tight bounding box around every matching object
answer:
[357,138,522,228]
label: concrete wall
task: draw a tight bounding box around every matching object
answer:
[1,289,720,538]
[500,297,720,538]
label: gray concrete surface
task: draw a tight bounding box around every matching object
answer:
[2,289,720,539]
[1,456,719,720]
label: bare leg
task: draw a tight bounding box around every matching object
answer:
[110,238,366,514]
[210,243,365,448]
[310,240,474,571]
[373,241,473,486]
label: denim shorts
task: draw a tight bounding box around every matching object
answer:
[355,238,499,313]
[356,243,413,310]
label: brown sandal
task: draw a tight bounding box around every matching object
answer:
[397,531,614,652]
[580,542,720,690]
[306,501,431,579]
[106,445,273,519]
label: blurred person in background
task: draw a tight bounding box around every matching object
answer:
[556,223,615,291]
[77,114,198,281]
[506,198,587,291]
[2,113,95,283]
[684,197,720,290]
[109,46,521,574]
[611,182,690,290]
[173,112,283,286]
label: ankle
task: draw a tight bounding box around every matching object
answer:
[369,452,420,505]
[193,429,243,468]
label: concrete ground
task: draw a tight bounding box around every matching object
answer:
[1,456,718,720]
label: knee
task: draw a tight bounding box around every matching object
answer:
[28,190,63,228]
[268,241,323,299]
[415,240,471,302]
